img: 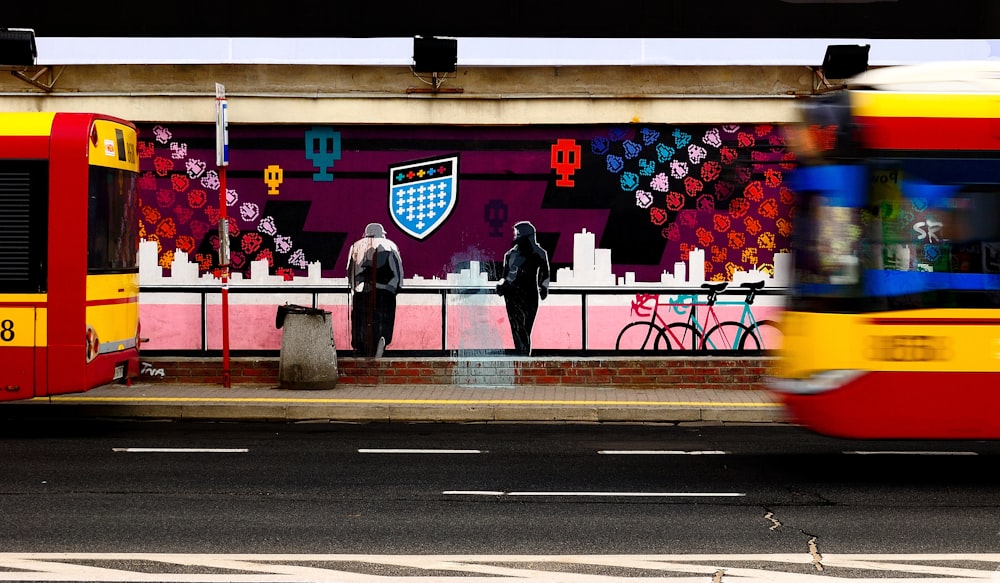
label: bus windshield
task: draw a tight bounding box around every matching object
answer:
[87,165,139,273]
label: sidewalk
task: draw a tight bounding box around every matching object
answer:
[0,382,788,425]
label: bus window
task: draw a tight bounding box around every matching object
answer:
[860,164,1000,307]
[788,163,866,299]
[87,165,139,273]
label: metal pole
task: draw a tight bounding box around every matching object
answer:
[367,239,376,357]
[220,167,231,387]
[216,83,231,387]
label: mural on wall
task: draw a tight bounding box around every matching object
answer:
[346,222,404,357]
[136,123,795,355]
[496,220,551,356]
[390,155,459,240]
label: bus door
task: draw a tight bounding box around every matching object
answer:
[1,302,40,401]
[0,151,49,401]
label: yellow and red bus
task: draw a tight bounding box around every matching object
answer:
[0,112,140,401]
[770,61,1000,439]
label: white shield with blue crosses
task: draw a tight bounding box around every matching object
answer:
[389,155,458,240]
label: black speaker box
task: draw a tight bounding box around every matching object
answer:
[822,44,870,80]
[0,29,37,66]
[413,37,456,73]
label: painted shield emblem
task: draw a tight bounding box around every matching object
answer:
[389,155,458,240]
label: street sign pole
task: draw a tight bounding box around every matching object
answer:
[215,83,231,388]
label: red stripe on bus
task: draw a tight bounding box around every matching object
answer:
[86,296,138,307]
[854,116,1000,151]
[0,301,47,308]
[868,318,1000,326]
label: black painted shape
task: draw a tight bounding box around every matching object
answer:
[540,142,668,266]
[195,200,345,276]
[260,200,345,274]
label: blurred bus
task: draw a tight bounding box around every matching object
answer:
[770,61,1000,439]
[0,112,140,401]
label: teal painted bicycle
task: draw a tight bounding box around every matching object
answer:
[702,281,783,353]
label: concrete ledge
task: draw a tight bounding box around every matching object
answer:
[1,401,785,424]
[493,406,600,422]
[701,407,787,424]
[388,405,496,422]
[1,379,786,425]
[597,407,703,423]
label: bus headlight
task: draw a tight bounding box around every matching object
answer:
[85,326,99,363]
[767,369,865,395]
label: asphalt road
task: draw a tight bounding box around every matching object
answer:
[2,420,999,581]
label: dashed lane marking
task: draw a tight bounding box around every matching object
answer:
[599,450,728,455]
[844,451,979,456]
[112,448,249,453]
[359,449,482,454]
[442,491,746,497]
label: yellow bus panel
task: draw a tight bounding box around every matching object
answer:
[85,274,139,350]
[779,309,1000,379]
[88,119,139,172]
[0,307,38,348]
[852,91,1000,119]
[0,112,56,136]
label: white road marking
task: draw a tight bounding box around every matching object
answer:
[0,553,998,582]
[443,490,506,496]
[112,448,249,453]
[443,491,745,497]
[598,450,728,455]
[358,449,482,454]
[844,451,978,456]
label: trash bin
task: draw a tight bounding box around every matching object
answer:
[275,304,338,390]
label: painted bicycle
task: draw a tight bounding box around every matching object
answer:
[615,281,781,353]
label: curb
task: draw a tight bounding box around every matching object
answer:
[0,400,788,425]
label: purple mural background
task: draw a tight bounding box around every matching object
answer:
[136,123,795,283]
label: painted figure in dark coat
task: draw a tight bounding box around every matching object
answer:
[496,221,550,356]
[347,223,403,357]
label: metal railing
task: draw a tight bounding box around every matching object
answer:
[139,284,786,357]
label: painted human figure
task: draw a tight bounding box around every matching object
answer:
[496,221,550,356]
[347,223,403,357]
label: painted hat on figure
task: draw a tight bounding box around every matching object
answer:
[364,222,386,237]
[513,221,536,239]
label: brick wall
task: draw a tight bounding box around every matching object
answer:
[137,356,778,390]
